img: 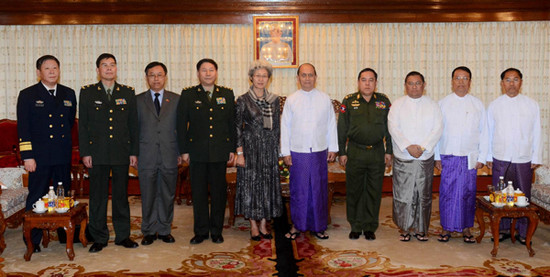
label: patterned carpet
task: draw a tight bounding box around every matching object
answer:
[1,196,550,276]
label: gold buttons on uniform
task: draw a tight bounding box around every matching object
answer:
[49,124,53,128]
[121,108,124,111]
[196,107,199,110]
[61,124,64,127]
[60,114,63,117]
[210,125,213,129]
[209,134,213,138]
[50,135,53,138]
[209,117,213,120]
[62,135,65,138]
[96,107,99,110]
[221,107,224,110]
[110,109,113,113]
[89,141,93,144]
[49,114,52,118]
[109,118,113,121]
[109,135,113,138]
[109,126,113,130]
[209,108,213,112]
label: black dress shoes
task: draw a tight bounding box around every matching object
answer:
[211,234,224,244]
[89,242,108,253]
[190,235,208,244]
[158,234,176,243]
[364,231,376,240]
[141,234,157,245]
[33,244,41,253]
[250,232,262,241]
[115,238,139,248]
[349,232,361,240]
[260,232,273,240]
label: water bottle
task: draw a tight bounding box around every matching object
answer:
[56,182,65,208]
[506,181,515,207]
[497,176,506,191]
[47,186,56,212]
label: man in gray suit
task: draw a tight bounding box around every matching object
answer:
[137,61,181,245]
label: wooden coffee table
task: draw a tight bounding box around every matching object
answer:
[475,196,539,257]
[23,203,88,261]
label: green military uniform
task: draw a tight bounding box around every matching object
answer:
[337,92,392,233]
[177,84,235,238]
[79,82,138,244]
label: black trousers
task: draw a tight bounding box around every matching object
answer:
[25,163,71,245]
[190,161,227,237]
[88,164,130,244]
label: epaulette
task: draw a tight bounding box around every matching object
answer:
[377,92,389,99]
[125,85,134,90]
[344,92,356,100]
[218,85,233,90]
[81,84,93,90]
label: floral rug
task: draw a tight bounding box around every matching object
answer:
[1,196,550,276]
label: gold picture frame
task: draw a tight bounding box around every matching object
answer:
[254,15,299,68]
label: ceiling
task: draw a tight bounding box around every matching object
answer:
[0,0,549,25]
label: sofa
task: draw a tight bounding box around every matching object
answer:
[0,119,21,168]
[532,165,550,224]
[0,167,28,254]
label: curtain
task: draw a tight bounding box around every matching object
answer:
[0,22,548,163]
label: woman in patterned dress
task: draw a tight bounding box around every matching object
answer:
[235,60,282,240]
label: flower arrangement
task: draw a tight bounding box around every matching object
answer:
[278,159,289,181]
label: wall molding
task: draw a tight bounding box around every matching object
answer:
[0,0,549,25]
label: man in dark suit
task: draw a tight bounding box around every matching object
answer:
[137,62,180,245]
[177,58,236,244]
[79,53,139,252]
[17,55,76,252]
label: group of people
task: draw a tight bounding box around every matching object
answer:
[18,53,180,253]
[17,52,541,255]
[386,67,541,245]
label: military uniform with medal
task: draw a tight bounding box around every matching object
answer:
[337,90,392,239]
[78,81,138,247]
[177,83,236,243]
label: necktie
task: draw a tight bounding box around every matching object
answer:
[154,93,161,115]
[48,89,55,97]
[107,88,112,101]
[207,91,212,101]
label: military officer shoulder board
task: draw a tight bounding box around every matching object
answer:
[340,92,391,113]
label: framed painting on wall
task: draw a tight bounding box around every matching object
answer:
[254,15,299,68]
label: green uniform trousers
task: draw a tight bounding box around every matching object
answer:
[346,143,385,233]
[88,164,131,244]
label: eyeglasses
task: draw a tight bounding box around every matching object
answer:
[406,81,423,86]
[454,76,470,81]
[147,74,165,79]
[253,74,269,79]
[504,78,520,83]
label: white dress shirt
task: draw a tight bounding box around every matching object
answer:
[388,95,443,160]
[435,93,489,164]
[280,88,338,156]
[487,94,541,164]
[41,82,57,96]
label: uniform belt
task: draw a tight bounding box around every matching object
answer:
[350,140,383,150]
